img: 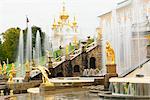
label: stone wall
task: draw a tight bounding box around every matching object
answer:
[50,42,102,77]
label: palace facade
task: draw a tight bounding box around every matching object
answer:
[98,0,150,75]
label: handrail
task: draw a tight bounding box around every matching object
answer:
[68,49,75,55]
[86,42,95,48]
[54,56,62,61]
[120,58,150,77]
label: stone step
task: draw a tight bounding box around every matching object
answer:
[0,84,6,90]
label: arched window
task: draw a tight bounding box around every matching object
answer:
[56,72,64,77]
[74,65,80,72]
[90,57,96,69]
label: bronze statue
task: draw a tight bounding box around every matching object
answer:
[106,41,115,64]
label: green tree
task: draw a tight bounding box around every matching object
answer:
[1,26,45,63]
[2,28,20,63]
[0,38,3,61]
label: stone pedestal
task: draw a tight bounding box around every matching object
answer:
[106,64,116,74]
[104,73,118,90]
[104,64,117,90]
[3,73,7,80]
[39,83,55,93]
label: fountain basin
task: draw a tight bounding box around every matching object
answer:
[6,80,42,93]
[99,77,150,99]
[50,77,95,86]
[39,77,103,92]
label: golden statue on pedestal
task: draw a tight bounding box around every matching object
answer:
[7,73,14,83]
[10,63,16,77]
[36,66,54,86]
[106,41,115,65]
[7,63,16,83]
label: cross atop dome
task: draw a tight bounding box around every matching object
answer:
[60,1,69,22]
[51,1,78,33]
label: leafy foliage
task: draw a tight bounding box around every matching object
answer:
[53,49,62,59]
[2,28,20,63]
[0,26,45,63]
[0,38,3,62]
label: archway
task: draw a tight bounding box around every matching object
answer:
[74,65,80,72]
[56,72,64,77]
[90,57,96,69]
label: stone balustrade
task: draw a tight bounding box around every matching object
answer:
[109,77,150,96]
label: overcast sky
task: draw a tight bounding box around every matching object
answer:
[0,0,116,37]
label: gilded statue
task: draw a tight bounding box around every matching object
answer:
[65,45,69,56]
[7,73,14,83]
[106,41,115,64]
[10,63,16,77]
[36,66,54,86]
[25,60,30,72]
[0,63,2,75]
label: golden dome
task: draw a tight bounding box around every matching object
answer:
[60,5,69,21]
[51,1,78,33]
